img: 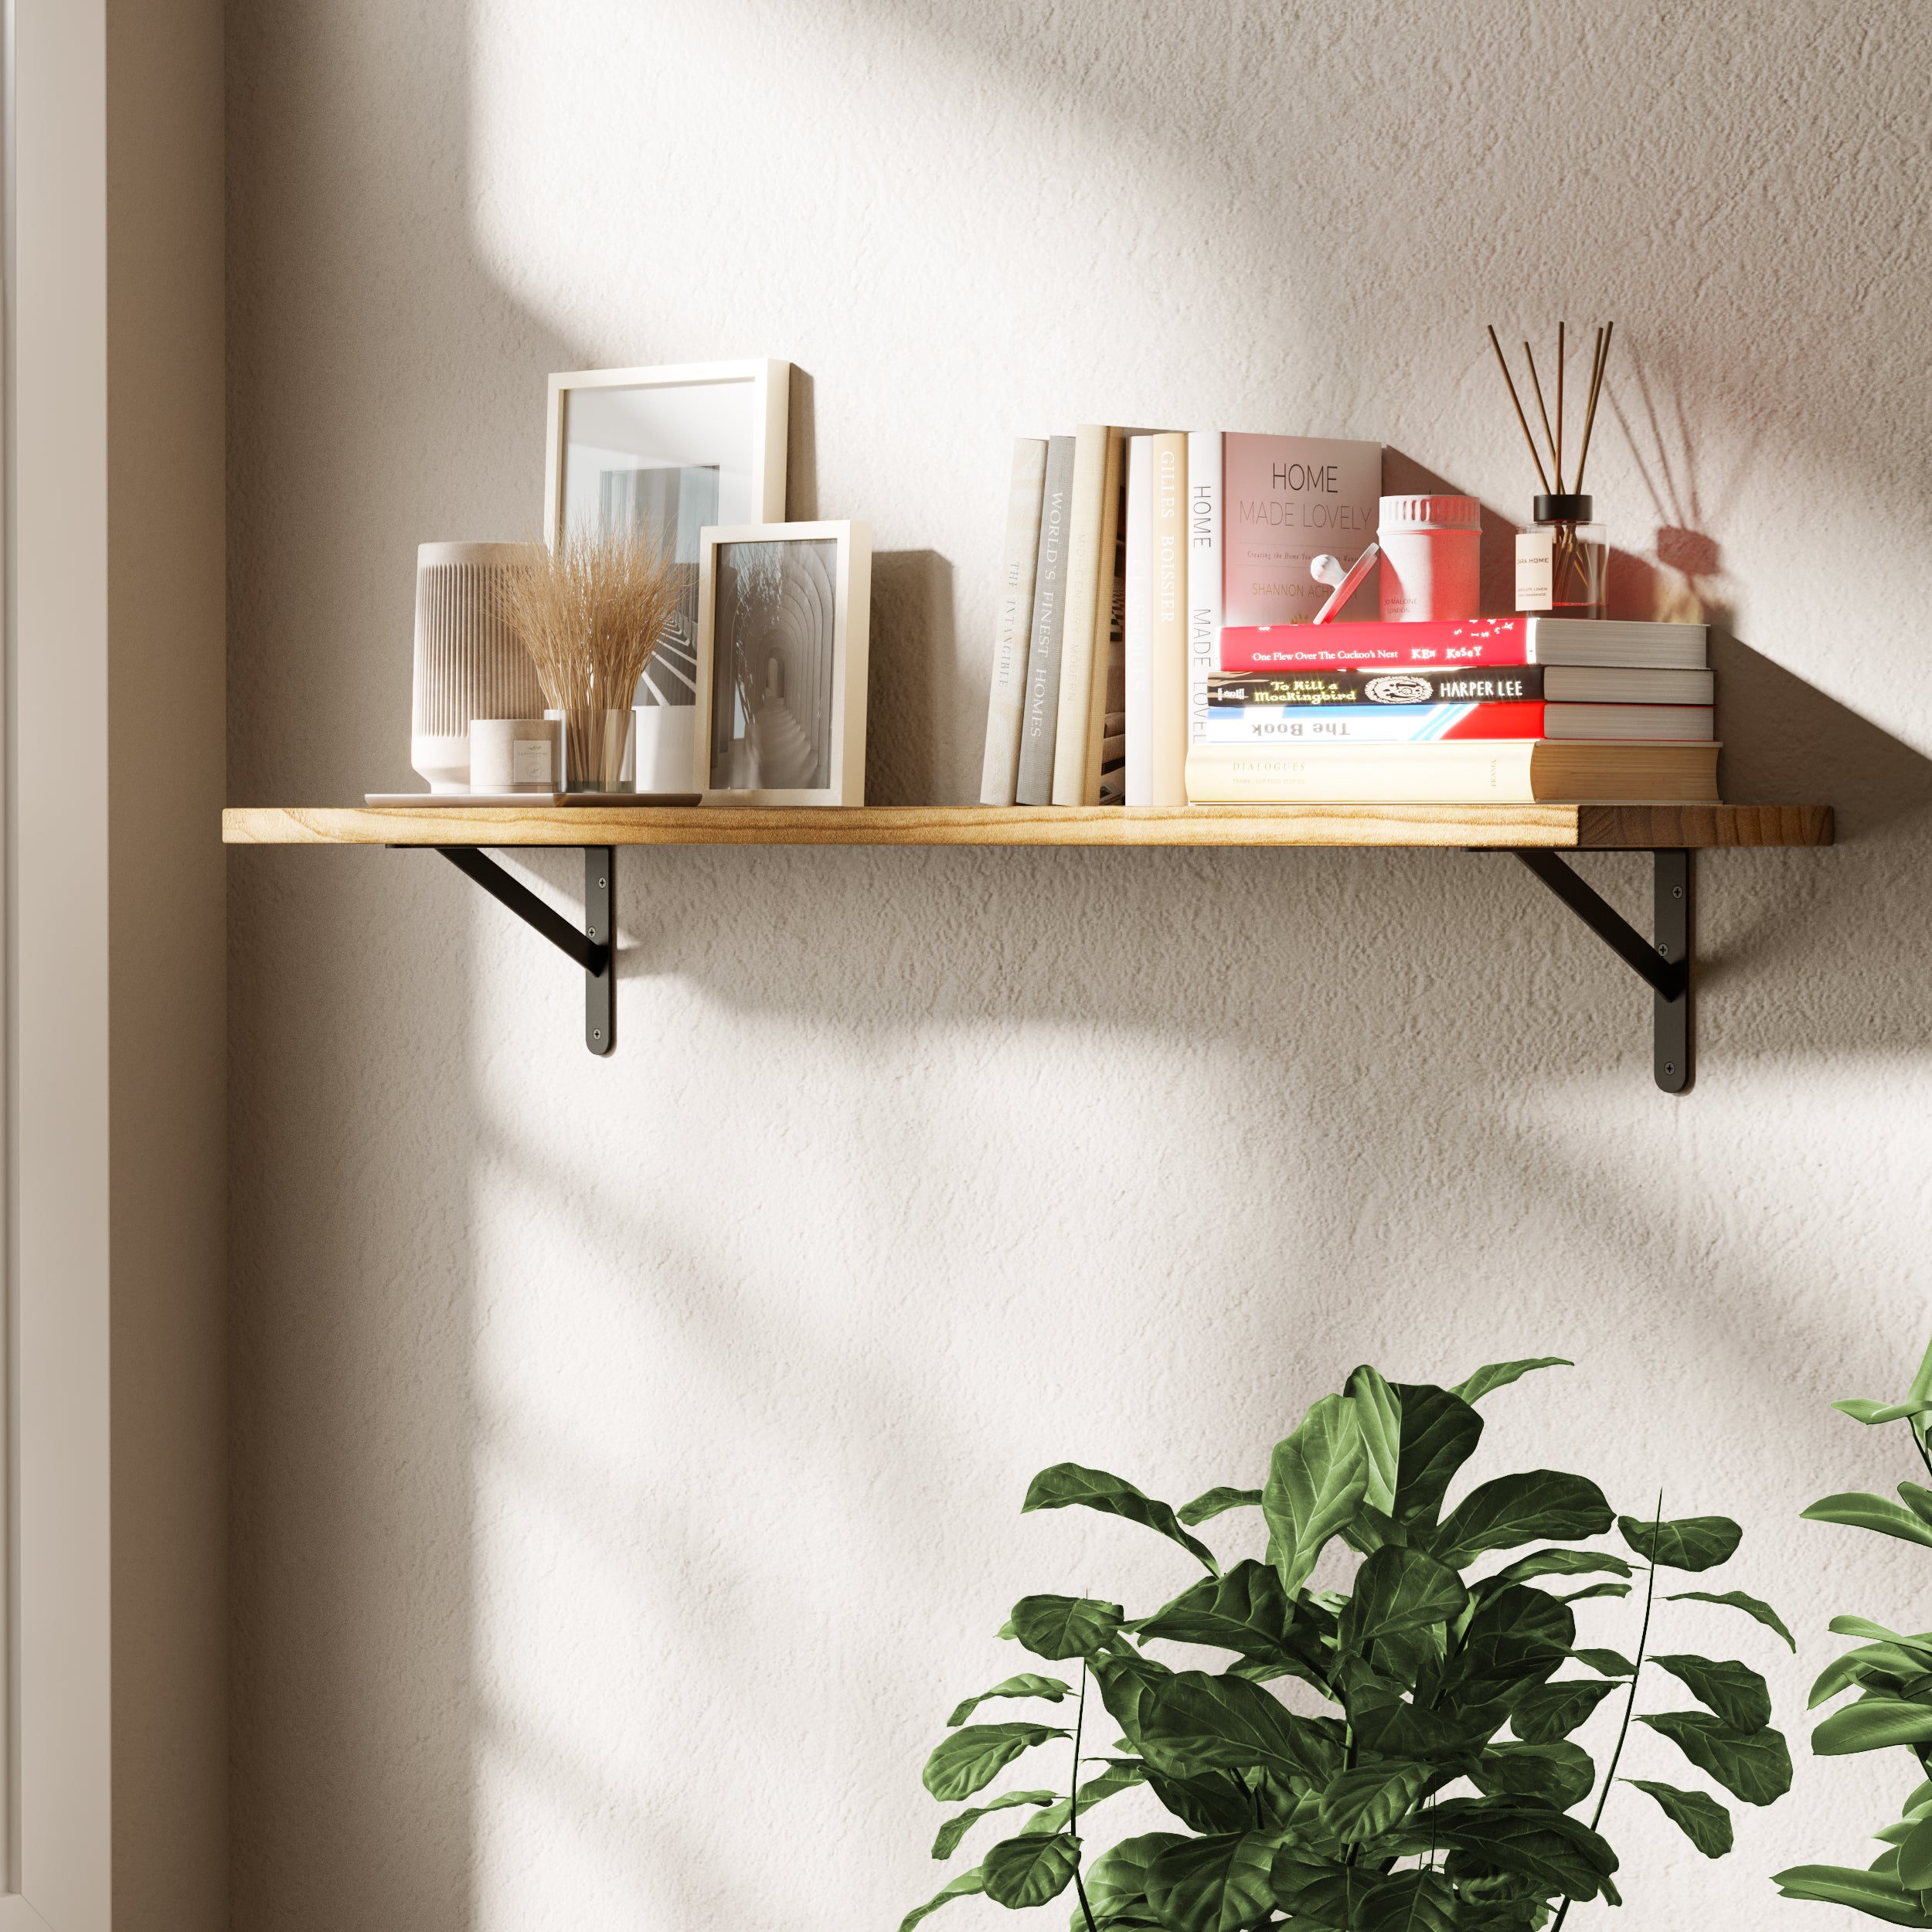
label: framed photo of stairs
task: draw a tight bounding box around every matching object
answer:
[694,520,872,806]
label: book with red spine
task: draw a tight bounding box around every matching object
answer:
[1202,700,1714,745]
[1219,615,1708,672]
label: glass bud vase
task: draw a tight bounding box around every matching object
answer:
[1515,492,1607,618]
[563,707,635,794]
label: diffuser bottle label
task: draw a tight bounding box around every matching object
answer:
[512,738,554,784]
[1515,530,1554,612]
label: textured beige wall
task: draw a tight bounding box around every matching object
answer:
[229,2,1932,1927]
[108,0,229,1923]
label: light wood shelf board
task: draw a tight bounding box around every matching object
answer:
[222,802,1834,851]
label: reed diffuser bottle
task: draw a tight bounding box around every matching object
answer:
[1518,493,1606,618]
[1486,320,1614,620]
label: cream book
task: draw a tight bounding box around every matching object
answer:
[1184,740,1720,805]
[1149,431,1189,806]
[1052,426,1121,805]
[1124,438,1152,805]
[978,438,1049,804]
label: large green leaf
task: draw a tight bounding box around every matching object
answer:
[1509,1677,1621,1743]
[1264,1395,1368,1594]
[1093,1654,1173,1750]
[1624,1780,1732,1857]
[1650,1655,1770,1732]
[1449,1358,1573,1405]
[1636,1713,1792,1804]
[1472,1740,1594,1808]
[898,1866,988,1932]
[1356,1871,1456,1932]
[1009,1595,1124,1662]
[1352,1692,1502,1765]
[1814,1698,1932,1756]
[1773,1863,1932,1927]
[1831,1616,1932,1651]
[1144,1768,1262,1835]
[1269,1852,1372,1927]
[1429,1471,1612,1569]
[923,1723,1069,1801]
[1450,1583,1574,1691]
[1485,1549,1633,1589]
[931,1789,1058,1859]
[1145,1832,1277,1932]
[1423,1796,1618,1900]
[1570,1648,1635,1678]
[1901,1813,1932,1891]
[1801,1493,1932,1550]
[1347,1366,1402,1518]
[947,1675,1072,1727]
[1084,1833,1185,1927]
[983,1831,1080,1909]
[1558,1582,1631,1605]
[1812,1644,1932,1709]
[1139,1670,1342,1784]
[1178,1488,1263,1526]
[1615,1513,1742,1571]
[1337,1547,1468,1653]
[1389,1383,1483,1528]
[1900,1481,1932,1530]
[1834,1399,1932,1427]
[1318,1761,1427,1842]
[1133,1561,1297,1666]
[1024,1464,1220,1574]
[1665,1588,1796,1651]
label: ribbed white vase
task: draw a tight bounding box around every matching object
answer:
[410,541,546,792]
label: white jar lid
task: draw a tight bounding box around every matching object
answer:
[1379,494,1481,531]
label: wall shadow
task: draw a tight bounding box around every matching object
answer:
[866,550,955,807]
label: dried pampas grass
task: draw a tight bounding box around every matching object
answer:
[499,528,685,787]
[502,527,684,711]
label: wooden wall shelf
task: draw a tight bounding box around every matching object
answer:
[221,801,1834,1087]
[223,801,1832,852]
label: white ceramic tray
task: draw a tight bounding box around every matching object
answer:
[365,791,702,808]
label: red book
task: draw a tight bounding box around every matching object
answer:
[1218,616,1708,672]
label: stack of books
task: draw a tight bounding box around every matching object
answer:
[979,429,1717,808]
[1192,616,1716,804]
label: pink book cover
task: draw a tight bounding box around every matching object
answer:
[1219,434,1382,628]
[1220,617,1535,670]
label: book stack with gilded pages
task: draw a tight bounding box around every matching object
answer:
[978,426,1717,809]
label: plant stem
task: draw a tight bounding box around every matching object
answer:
[1551,1494,1662,1932]
[1070,1663,1098,1932]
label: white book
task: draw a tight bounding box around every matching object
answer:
[979,438,1049,804]
[1123,438,1153,807]
[1051,426,1117,805]
[1150,432,1189,805]
[1185,430,1221,749]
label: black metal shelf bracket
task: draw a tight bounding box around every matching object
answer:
[423,845,617,1056]
[1506,848,1692,1094]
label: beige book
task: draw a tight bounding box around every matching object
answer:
[1050,425,1117,806]
[978,437,1049,804]
[1184,740,1720,805]
[1148,432,1189,806]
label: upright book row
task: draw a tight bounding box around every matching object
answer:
[982,429,1720,807]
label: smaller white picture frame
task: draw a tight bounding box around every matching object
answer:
[693,522,872,807]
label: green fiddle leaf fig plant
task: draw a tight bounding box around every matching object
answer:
[1774,1334,1932,1925]
[902,1359,1791,1932]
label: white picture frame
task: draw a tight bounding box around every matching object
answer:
[543,362,790,790]
[693,521,872,807]
[542,358,789,549]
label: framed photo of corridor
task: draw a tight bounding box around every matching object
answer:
[692,521,872,807]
